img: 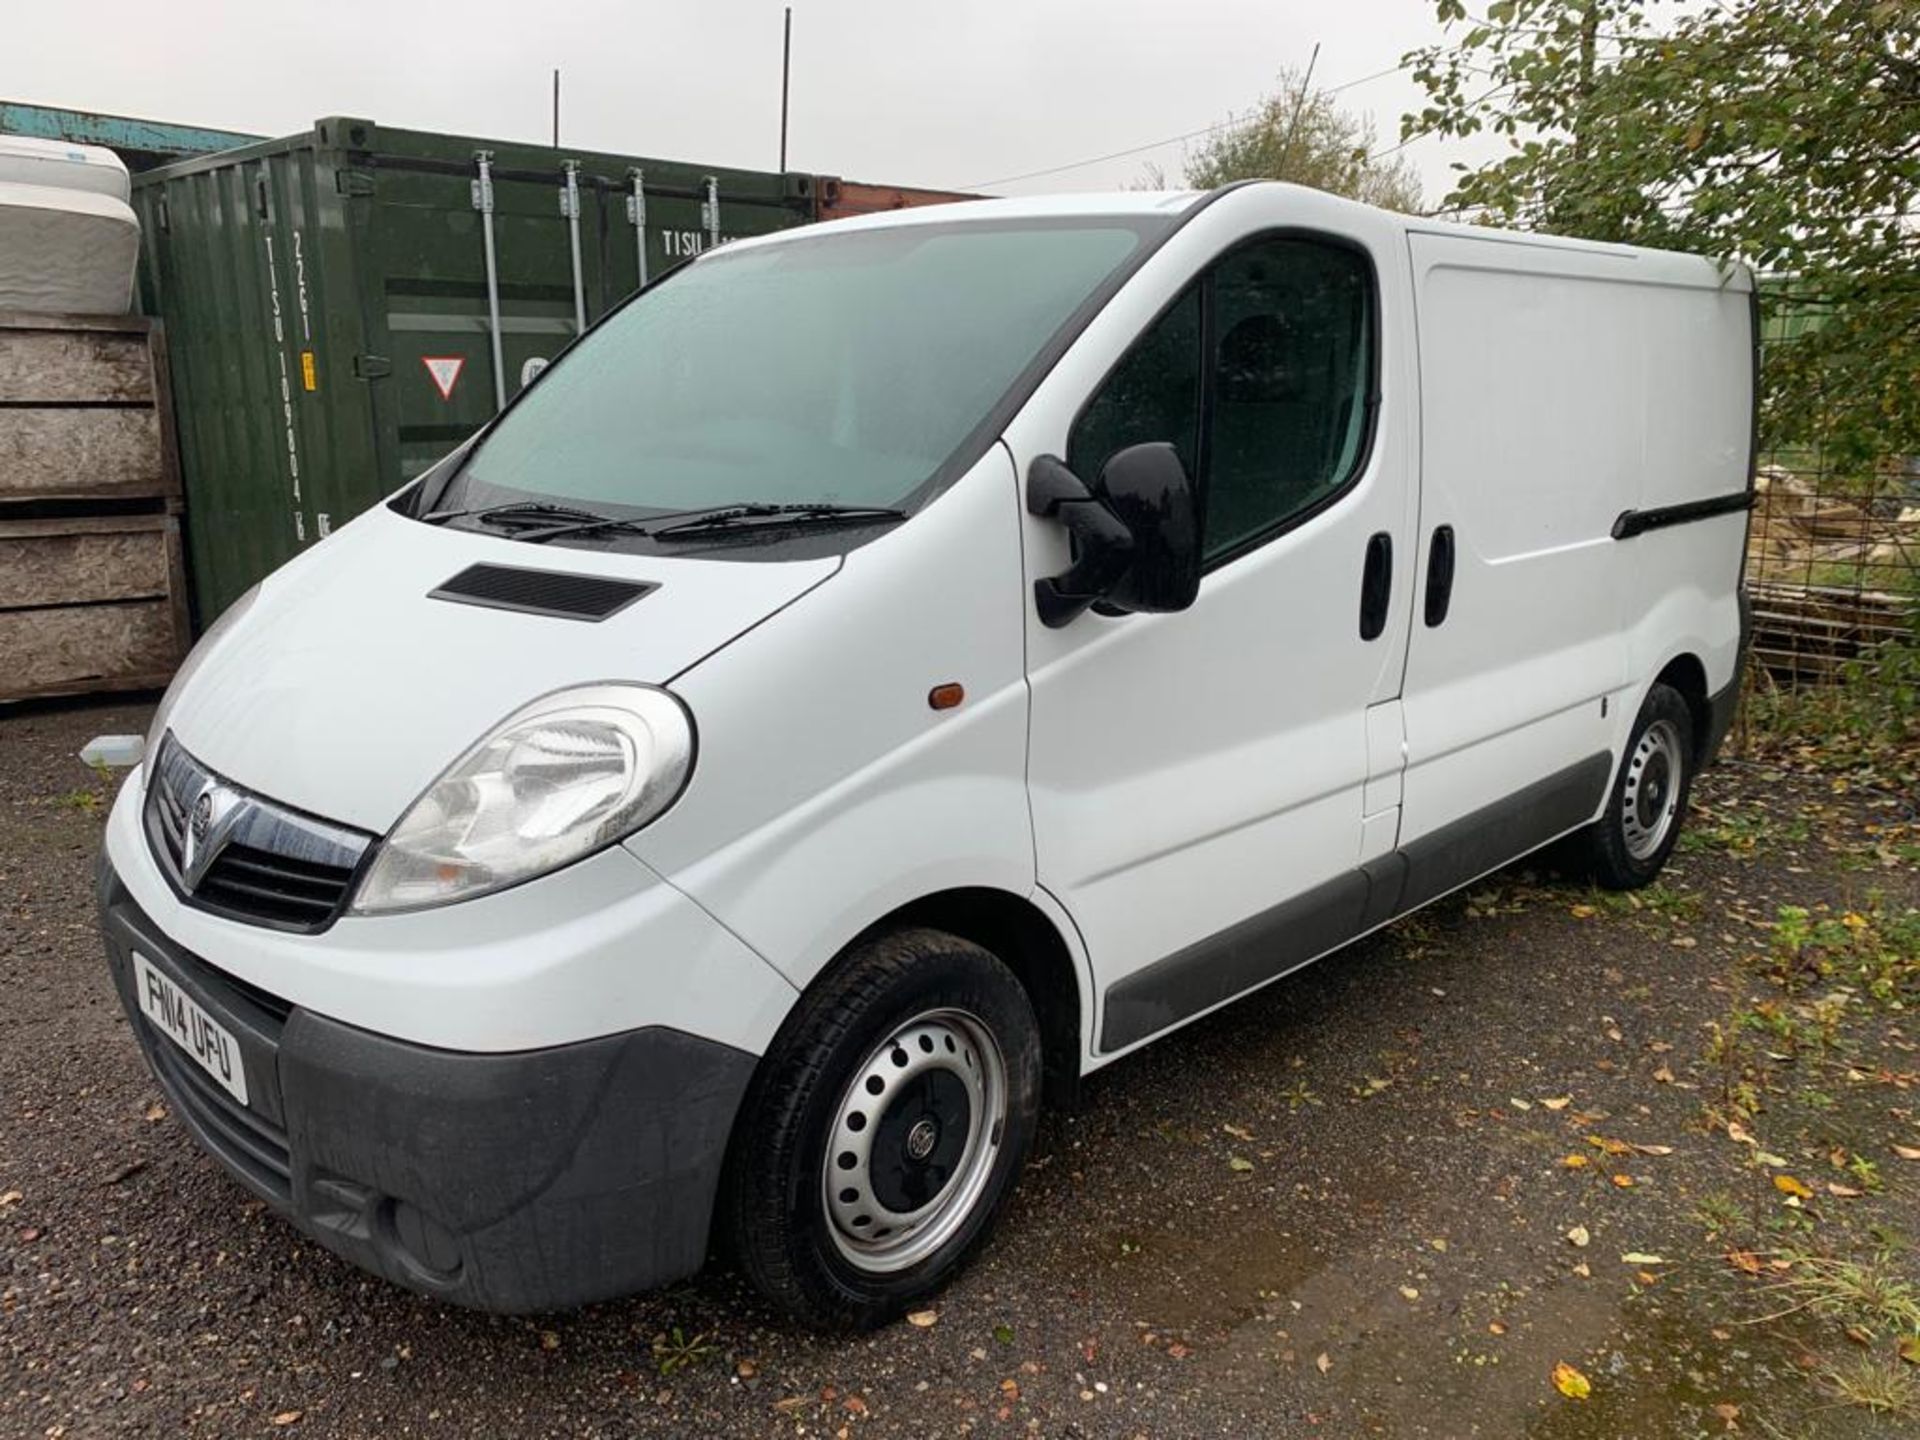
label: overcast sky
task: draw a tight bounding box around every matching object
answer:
[9,0,1503,207]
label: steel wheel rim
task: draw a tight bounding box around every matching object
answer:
[821,1007,1008,1274]
[1622,718,1685,861]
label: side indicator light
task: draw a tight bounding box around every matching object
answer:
[928,683,965,712]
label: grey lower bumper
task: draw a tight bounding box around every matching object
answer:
[97,857,756,1313]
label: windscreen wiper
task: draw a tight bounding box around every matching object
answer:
[419,500,614,529]
[418,500,656,544]
[646,502,909,540]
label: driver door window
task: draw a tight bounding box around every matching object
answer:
[1068,235,1375,566]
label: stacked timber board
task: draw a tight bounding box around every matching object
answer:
[0,312,189,700]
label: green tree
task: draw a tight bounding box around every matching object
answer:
[1405,0,1920,470]
[1166,65,1423,212]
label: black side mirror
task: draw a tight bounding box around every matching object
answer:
[1026,442,1201,628]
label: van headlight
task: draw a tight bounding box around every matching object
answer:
[351,684,694,914]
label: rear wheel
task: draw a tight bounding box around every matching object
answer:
[721,928,1042,1329]
[1580,682,1696,890]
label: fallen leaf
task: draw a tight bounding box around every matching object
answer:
[1572,1261,1591,1277]
[1567,1225,1590,1248]
[539,1330,560,1351]
[1845,1324,1874,1347]
[906,1309,939,1328]
[1588,1136,1632,1156]
[1773,1175,1813,1199]
[1899,1335,1920,1365]
[1511,1098,1534,1112]
[844,1396,869,1416]
[1222,1123,1254,1142]
[0,1190,19,1209]
[1727,1250,1762,1276]
[1895,1145,1920,1161]
[1727,1122,1755,1146]
[1570,904,1596,919]
[1561,1154,1591,1169]
[1488,1321,1508,1336]
[1827,1183,1864,1198]
[1430,1238,1449,1252]
[1753,1150,1788,1168]
[1611,1174,1636,1188]
[144,1102,167,1122]
[1316,1352,1332,1375]
[271,1413,302,1428]
[1712,1401,1740,1428]
[1228,1156,1255,1173]
[1621,1253,1667,1266]
[1633,1144,1674,1157]
[1552,1361,1591,1400]
[1653,1065,1676,1084]
[1542,1097,1572,1111]
[1399,1286,1420,1302]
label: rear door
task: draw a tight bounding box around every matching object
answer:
[1008,191,1419,1055]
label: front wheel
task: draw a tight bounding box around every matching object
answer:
[720,928,1042,1329]
[1579,681,1696,890]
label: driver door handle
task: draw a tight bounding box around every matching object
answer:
[1359,532,1392,641]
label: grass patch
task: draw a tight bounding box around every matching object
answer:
[1820,1354,1919,1417]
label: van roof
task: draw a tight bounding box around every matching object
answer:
[729,181,1750,288]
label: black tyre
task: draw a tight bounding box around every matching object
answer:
[1580,682,1696,890]
[720,927,1043,1329]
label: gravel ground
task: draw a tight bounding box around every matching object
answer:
[4,697,1919,1439]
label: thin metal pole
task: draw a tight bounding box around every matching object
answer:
[779,7,792,171]
[1276,41,1321,181]
[552,69,560,147]
[473,152,507,410]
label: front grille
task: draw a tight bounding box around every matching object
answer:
[194,842,357,928]
[145,737,374,933]
[144,1025,292,1200]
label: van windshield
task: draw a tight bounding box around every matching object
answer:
[427,216,1164,542]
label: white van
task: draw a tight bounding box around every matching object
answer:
[97,183,1755,1327]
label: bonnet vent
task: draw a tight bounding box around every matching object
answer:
[428,563,656,621]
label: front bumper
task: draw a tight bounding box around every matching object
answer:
[98,857,756,1312]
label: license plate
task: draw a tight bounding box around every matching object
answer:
[132,952,249,1106]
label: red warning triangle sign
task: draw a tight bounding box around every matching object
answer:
[422,355,465,401]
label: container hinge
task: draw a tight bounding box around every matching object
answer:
[701,175,720,248]
[335,168,376,197]
[558,164,581,220]
[352,354,392,380]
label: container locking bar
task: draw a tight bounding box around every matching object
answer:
[471,152,507,411]
[560,161,586,336]
[626,168,649,289]
[701,176,720,252]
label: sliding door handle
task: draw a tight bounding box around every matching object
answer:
[1424,525,1456,627]
[1359,531,1392,641]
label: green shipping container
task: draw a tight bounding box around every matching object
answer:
[132,117,819,621]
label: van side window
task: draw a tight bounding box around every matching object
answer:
[1066,286,1202,491]
[1205,238,1372,559]
[1067,235,1374,568]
